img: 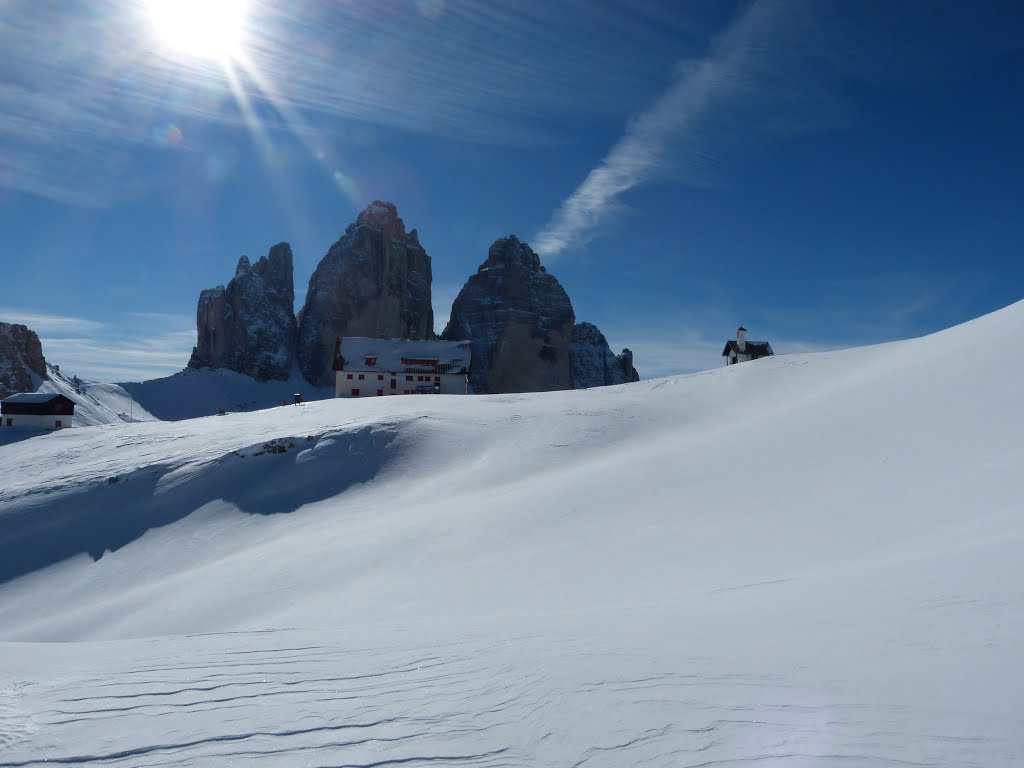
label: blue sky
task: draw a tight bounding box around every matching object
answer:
[1,0,1022,382]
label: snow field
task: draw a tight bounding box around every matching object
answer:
[1,300,1023,765]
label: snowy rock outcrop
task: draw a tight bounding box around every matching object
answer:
[0,321,48,398]
[570,322,640,388]
[187,243,297,382]
[442,235,575,394]
[297,201,434,387]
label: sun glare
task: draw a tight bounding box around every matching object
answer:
[144,0,250,61]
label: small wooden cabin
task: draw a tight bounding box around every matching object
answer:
[1,392,75,430]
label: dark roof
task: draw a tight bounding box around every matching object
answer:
[737,325,747,332]
[1,392,76,416]
[1,392,72,404]
[722,340,774,357]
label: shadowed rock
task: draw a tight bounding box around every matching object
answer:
[297,201,434,386]
[570,322,640,388]
[188,243,297,382]
[442,236,575,394]
[0,322,48,398]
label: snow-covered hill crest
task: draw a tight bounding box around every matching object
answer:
[37,365,158,427]
[1,299,1023,766]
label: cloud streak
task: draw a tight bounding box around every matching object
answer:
[533,1,776,258]
[0,309,105,335]
[0,0,717,205]
[0,307,193,382]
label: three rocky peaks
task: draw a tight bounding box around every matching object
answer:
[188,201,638,393]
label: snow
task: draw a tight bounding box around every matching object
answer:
[120,365,332,421]
[1,300,1024,765]
[1,365,156,430]
[340,336,472,373]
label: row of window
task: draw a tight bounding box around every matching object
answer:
[345,373,442,382]
[2,418,63,427]
[348,389,436,398]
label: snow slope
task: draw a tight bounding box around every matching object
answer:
[37,365,158,427]
[0,366,157,447]
[120,365,332,421]
[1,301,1023,766]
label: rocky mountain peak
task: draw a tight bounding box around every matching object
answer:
[352,200,419,245]
[297,202,433,386]
[0,321,48,398]
[570,322,640,388]
[441,235,574,393]
[483,235,546,273]
[187,242,297,382]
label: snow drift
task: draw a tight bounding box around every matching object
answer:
[1,300,1022,766]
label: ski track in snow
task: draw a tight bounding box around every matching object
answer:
[0,630,1009,767]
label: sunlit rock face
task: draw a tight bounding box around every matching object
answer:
[188,243,297,382]
[0,322,48,398]
[570,322,640,389]
[442,235,576,394]
[297,201,434,387]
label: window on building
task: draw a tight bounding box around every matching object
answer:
[406,375,413,381]
[346,373,353,380]
[55,420,62,428]
[378,374,384,380]
[435,376,441,381]
[358,374,364,380]
[377,389,384,396]
[391,378,397,389]
[5,418,11,427]
[351,388,360,397]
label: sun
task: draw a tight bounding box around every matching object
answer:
[144,0,250,62]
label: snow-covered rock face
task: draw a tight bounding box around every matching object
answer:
[442,235,576,393]
[570,322,640,388]
[0,321,47,398]
[297,201,434,387]
[187,242,297,382]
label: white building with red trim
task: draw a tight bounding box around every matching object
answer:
[333,337,471,398]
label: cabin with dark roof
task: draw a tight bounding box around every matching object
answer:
[1,392,75,430]
[333,337,472,398]
[722,326,774,366]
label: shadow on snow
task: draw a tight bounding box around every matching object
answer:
[0,425,397,585]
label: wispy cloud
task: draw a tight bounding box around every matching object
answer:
[42,335,193,383]
[0,1,716,205]
[533,1,777,258]
[617,331,727,378]
[123,312,194,323]
[0,307,193,382]
[0,309,105,335]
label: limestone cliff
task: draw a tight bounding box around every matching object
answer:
[570,322,640,388]
[297,201,433,386]
[187,242,296,381]
[441,236,575,394]
[0,322,48,398]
